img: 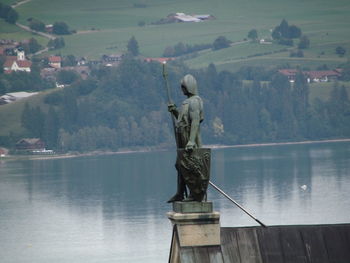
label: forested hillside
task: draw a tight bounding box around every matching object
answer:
[11,58,350,152]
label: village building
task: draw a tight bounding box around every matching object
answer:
[3,49,32,74]
[48,56,62,68]
[0,147,8,157]
[174,13,201,22]
[278,69,342,83]
[45,24,53,33]
[102,54,124,66]
[77,57,87,66]
[171,13,214,23]
[15,138,45,151]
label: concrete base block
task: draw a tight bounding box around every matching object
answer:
[168,203,221,247]
[173,201,213,213]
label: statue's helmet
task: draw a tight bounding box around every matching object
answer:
[181,74,198,95]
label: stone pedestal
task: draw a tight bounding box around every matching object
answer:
[167,201,221,247]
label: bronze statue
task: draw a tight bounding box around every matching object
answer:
[166,74,211,202]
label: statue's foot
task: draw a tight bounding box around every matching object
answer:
[167,194,184,203]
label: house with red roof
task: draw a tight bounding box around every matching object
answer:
[278,69,341,83]
[48,56,62,68]
[304,70,341,83]
[3,49,32,74]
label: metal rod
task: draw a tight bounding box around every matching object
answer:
[162,62,179,148]
[209,181,267,228]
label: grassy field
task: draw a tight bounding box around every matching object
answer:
[0,0,348,66]
[309,82,350,103]
[5,0,347,68]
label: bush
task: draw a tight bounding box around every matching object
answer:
[336,46,346,57]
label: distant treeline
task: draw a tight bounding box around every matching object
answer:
[11,58,350,152]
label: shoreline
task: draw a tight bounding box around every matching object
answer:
[1,138,350,161]
[206,138,350,150]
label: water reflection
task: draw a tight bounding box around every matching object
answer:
[0,142,350,262]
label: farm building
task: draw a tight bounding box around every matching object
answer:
[278,69,342,83]
[48,56,62,69]
[305,70,341,83]
[0,92,38,105]
[15,138,45,151]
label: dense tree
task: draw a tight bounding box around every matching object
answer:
[57,70,79,85]
[298,35,310,49]
[29,19,45,32]
[127,36,139,56]
[0,3,18,24]
[272,19,302,41]
[0,70,52,93]
[288,25,302,38]
[53,22,71,35]
[47,37,65,50]
[247,29,258,41]
[0,55,5,75]
[212,36,231,50]
[10,57,350,152]
[21,104,45,138]
[5,8,18,24]
[43,106,60,149]
[279,19,289,38]
[0,80,6,95]
[21,38,42,54]
[62,55,77,66]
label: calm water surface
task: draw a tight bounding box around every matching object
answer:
[0,142,350,262]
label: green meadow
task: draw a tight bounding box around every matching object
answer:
[2,0,350,68]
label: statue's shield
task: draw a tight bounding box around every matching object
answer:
[176,148,211,202]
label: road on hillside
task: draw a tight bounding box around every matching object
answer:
[15,23,56,40]
[11,0,31,8]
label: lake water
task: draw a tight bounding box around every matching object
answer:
[0,141,350,262]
